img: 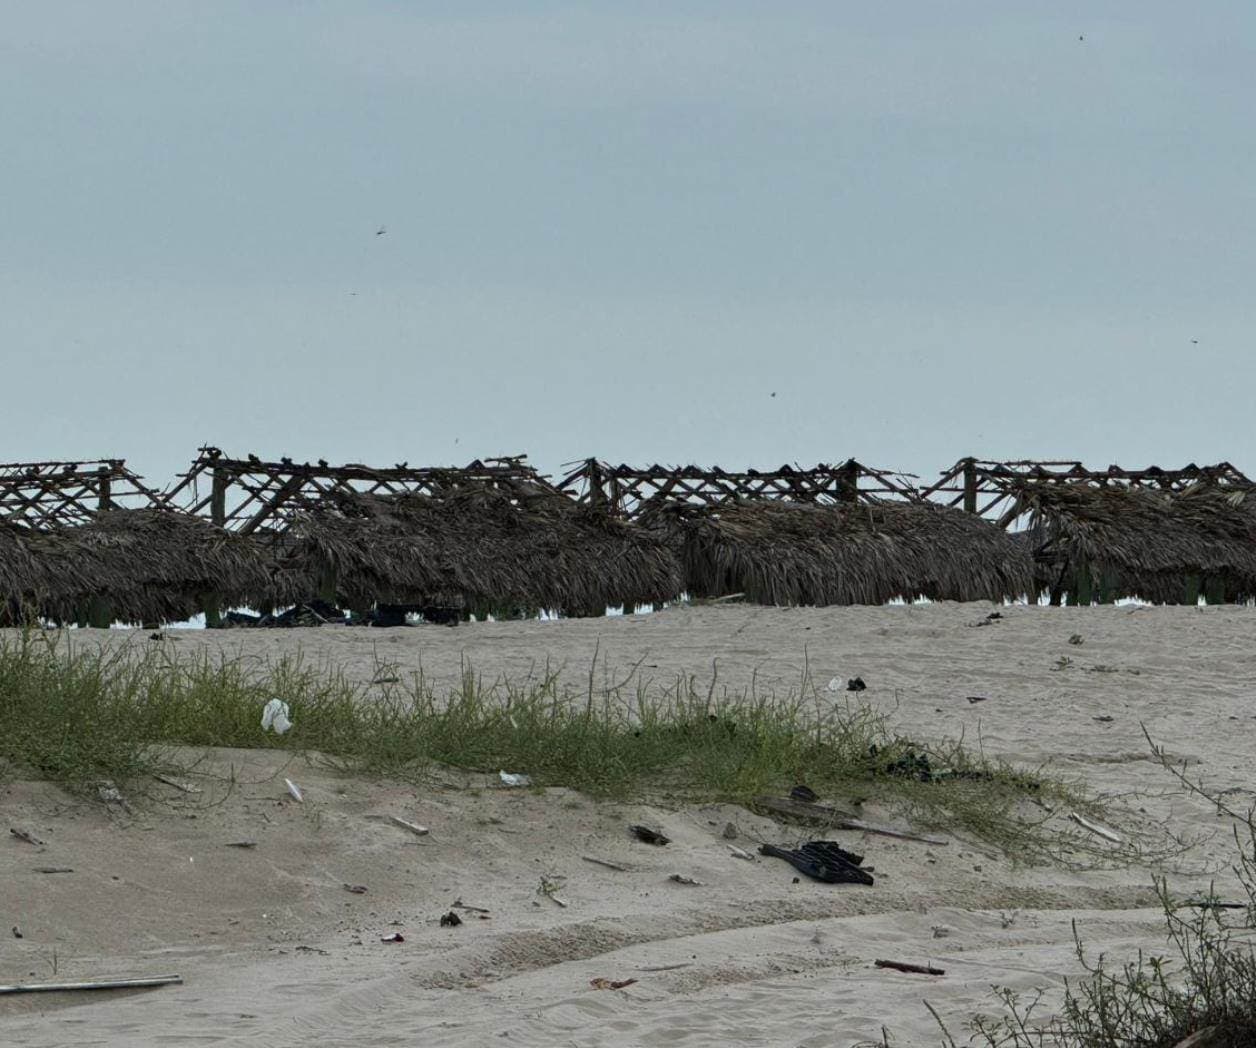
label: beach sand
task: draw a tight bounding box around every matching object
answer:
[3,602,1253,1046]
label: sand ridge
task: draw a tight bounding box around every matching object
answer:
[3,602,1253,1045]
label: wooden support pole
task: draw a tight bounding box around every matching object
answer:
[837,460,859,505]
[96,466,112,515]
[962,459,978,514]
[204,467,229,628]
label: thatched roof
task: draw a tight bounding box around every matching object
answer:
[669,499,1033,606]
[1016,482,1256,600]
[278,485,683,614]
[0,510,282,624]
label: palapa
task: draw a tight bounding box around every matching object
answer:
[665,498,1033,606]
[277,484,682,616]
[1016,483,1256,603]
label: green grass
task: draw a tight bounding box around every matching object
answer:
[0,629,1109,863]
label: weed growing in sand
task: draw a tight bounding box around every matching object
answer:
[860,739,1256,1048]
[0,630,1107,863]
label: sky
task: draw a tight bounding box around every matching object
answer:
[3,2,1254,492]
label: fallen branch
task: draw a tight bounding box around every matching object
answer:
[752,796,948,845]
[154,775,200,795]
[582,856,629,872]
[1069,812,1122,844]
[0,974,183,995]
[388,816,430,837]
[874,959,944,976]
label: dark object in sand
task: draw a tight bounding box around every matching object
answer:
[790,784,819,803]
[629,825,670,846]
[759,841,874,885]
[967,695,989,704]
[846,677,866,692]
[874,958,944,976]
[440,911,463,927]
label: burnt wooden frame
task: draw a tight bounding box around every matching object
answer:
[921,458,1254,529]
[554,458,922,519]
[0,459,165,529]
[163,447,554,535]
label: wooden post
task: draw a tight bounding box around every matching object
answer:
[204,467,228,628]
[96,466,112,515]
[210,467,227,528]
[837,460,859,505]
[962,459,977,514]
[1074,565,1094,606]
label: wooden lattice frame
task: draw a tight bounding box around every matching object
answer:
[0,459,165,529]
[554,458,921,519]
[921,458,1254,529]
[163,447,554,535]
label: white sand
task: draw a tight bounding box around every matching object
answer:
[3,602,1253,1046]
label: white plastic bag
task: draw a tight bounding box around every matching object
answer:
[261,698,293,735]
[499,771,531,787]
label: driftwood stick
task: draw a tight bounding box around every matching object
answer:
[388,816,430,836]
[154,775,200,794]
[752,795,857,823]
[1069,812,1122,844]
[0,974,183,995]
[874,959,945,976]
[582,856,629,872]
[752,796,948,845]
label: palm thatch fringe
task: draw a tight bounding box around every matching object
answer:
[277,485,683,615]
[668,499,1033,606]
[0,511,282,625]
[1017,483,1256,603]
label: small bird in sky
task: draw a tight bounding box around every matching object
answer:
[770,391,777,398]
[376,225,386,236]
[1191,339,1199,344]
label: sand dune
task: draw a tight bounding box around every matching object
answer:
[3,602,1253,1045]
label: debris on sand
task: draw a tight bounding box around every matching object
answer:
[874,958,944,976]
[387,815,429,837]
[629,825,670,846]
[760,841,874,886]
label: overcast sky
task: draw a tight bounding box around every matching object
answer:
[3,3,1253,490]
